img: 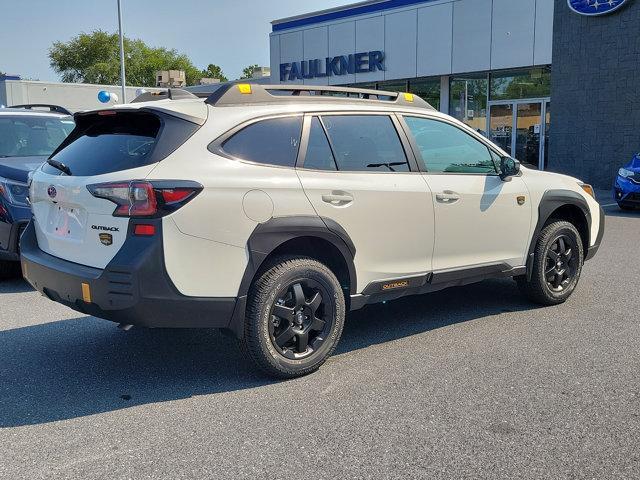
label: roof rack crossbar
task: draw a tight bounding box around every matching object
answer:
[204,83,434,109]
[9,104,72,115]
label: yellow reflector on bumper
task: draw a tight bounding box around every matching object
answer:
[81,283,92,303]
[237,84,252,94]
[403,93,414,102]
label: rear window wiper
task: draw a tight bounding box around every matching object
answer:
[47,159,72,176]
[367,162,406,172]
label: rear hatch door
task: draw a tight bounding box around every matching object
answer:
[29,109,200,269]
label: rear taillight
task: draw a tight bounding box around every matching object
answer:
[87,180,202,218]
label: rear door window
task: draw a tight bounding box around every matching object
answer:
[221,116,302,167]
[320,115,409,172]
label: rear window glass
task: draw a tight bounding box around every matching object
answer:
[321,115,409,172]
[0,115,74,158]
[43,112,161,176]
[221,116,302,167]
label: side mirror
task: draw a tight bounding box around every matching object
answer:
[499,156,521,181]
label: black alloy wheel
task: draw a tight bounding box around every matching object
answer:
[544,234,579,292]
[515,220,584,306]
[241,256,346,378]
[269,280,333,359]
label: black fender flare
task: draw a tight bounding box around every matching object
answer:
[525,189,591,280]
[228,216,357,337]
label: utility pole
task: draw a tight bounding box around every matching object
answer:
[117,0,126,103]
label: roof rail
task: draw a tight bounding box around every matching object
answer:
[130,88,199,103]
[9,104,72,115]
[205,83,434,109]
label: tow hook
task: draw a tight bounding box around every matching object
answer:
[117,323,134,331]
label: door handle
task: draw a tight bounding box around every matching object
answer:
[322,192,353,206]
[435,191,461,203]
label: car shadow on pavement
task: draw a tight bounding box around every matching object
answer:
[0,276,34,293]
[0,278,534,428]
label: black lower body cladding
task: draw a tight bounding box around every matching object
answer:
[20,220,237,329]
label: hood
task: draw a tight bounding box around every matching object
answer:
[0,156,46,183]
[520,164,584,185]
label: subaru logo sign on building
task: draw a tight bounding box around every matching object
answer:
[568,0,631,16]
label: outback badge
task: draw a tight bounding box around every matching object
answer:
[99,233,113,246]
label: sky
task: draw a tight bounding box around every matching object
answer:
[0,0,348,82]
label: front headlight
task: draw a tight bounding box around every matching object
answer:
[619,168,634,178]
[0,176,30,207]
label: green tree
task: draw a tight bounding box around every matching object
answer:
[201,64,227,82]
[49,30,210,87]
[240,64,260,80]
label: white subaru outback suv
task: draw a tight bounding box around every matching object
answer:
[21,84,604,378]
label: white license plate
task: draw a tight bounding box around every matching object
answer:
[46,205,87,241]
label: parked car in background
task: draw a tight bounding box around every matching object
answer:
[0,105,74,277]
[614,153,640,211]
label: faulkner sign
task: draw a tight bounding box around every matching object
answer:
[279,51,385,81]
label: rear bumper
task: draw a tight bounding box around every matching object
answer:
[20,220,239,329]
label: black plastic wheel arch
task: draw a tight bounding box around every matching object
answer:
[526,189,591,280]
[237,216,356,297]
[228,215,357,337]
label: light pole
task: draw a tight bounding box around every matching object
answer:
[117,0,126,103]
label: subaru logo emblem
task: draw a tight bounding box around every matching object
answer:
[47,186,57,198]
[567,0,631,16]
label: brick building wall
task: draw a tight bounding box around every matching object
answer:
[550,0,640,188]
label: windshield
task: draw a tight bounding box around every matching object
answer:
[0,115,75,158]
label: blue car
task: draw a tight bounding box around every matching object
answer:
[0,105,74,277]
[614,153,640,211]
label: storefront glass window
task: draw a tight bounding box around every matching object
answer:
[377,80,408,93]
[449,74,488,135]
[350,82,377,90]
[489,67,551,101]
[408,78,440,110]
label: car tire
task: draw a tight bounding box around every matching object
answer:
[516,221,584,306]
[0,260,20,280]
[240,256,345,379]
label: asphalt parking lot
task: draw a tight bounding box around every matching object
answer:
[1,204,639,479]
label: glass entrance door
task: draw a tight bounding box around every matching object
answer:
[487,99,550,169]
[489,103,513,155]
[515,102,542,168]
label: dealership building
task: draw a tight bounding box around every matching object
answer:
[270,0,640,188]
